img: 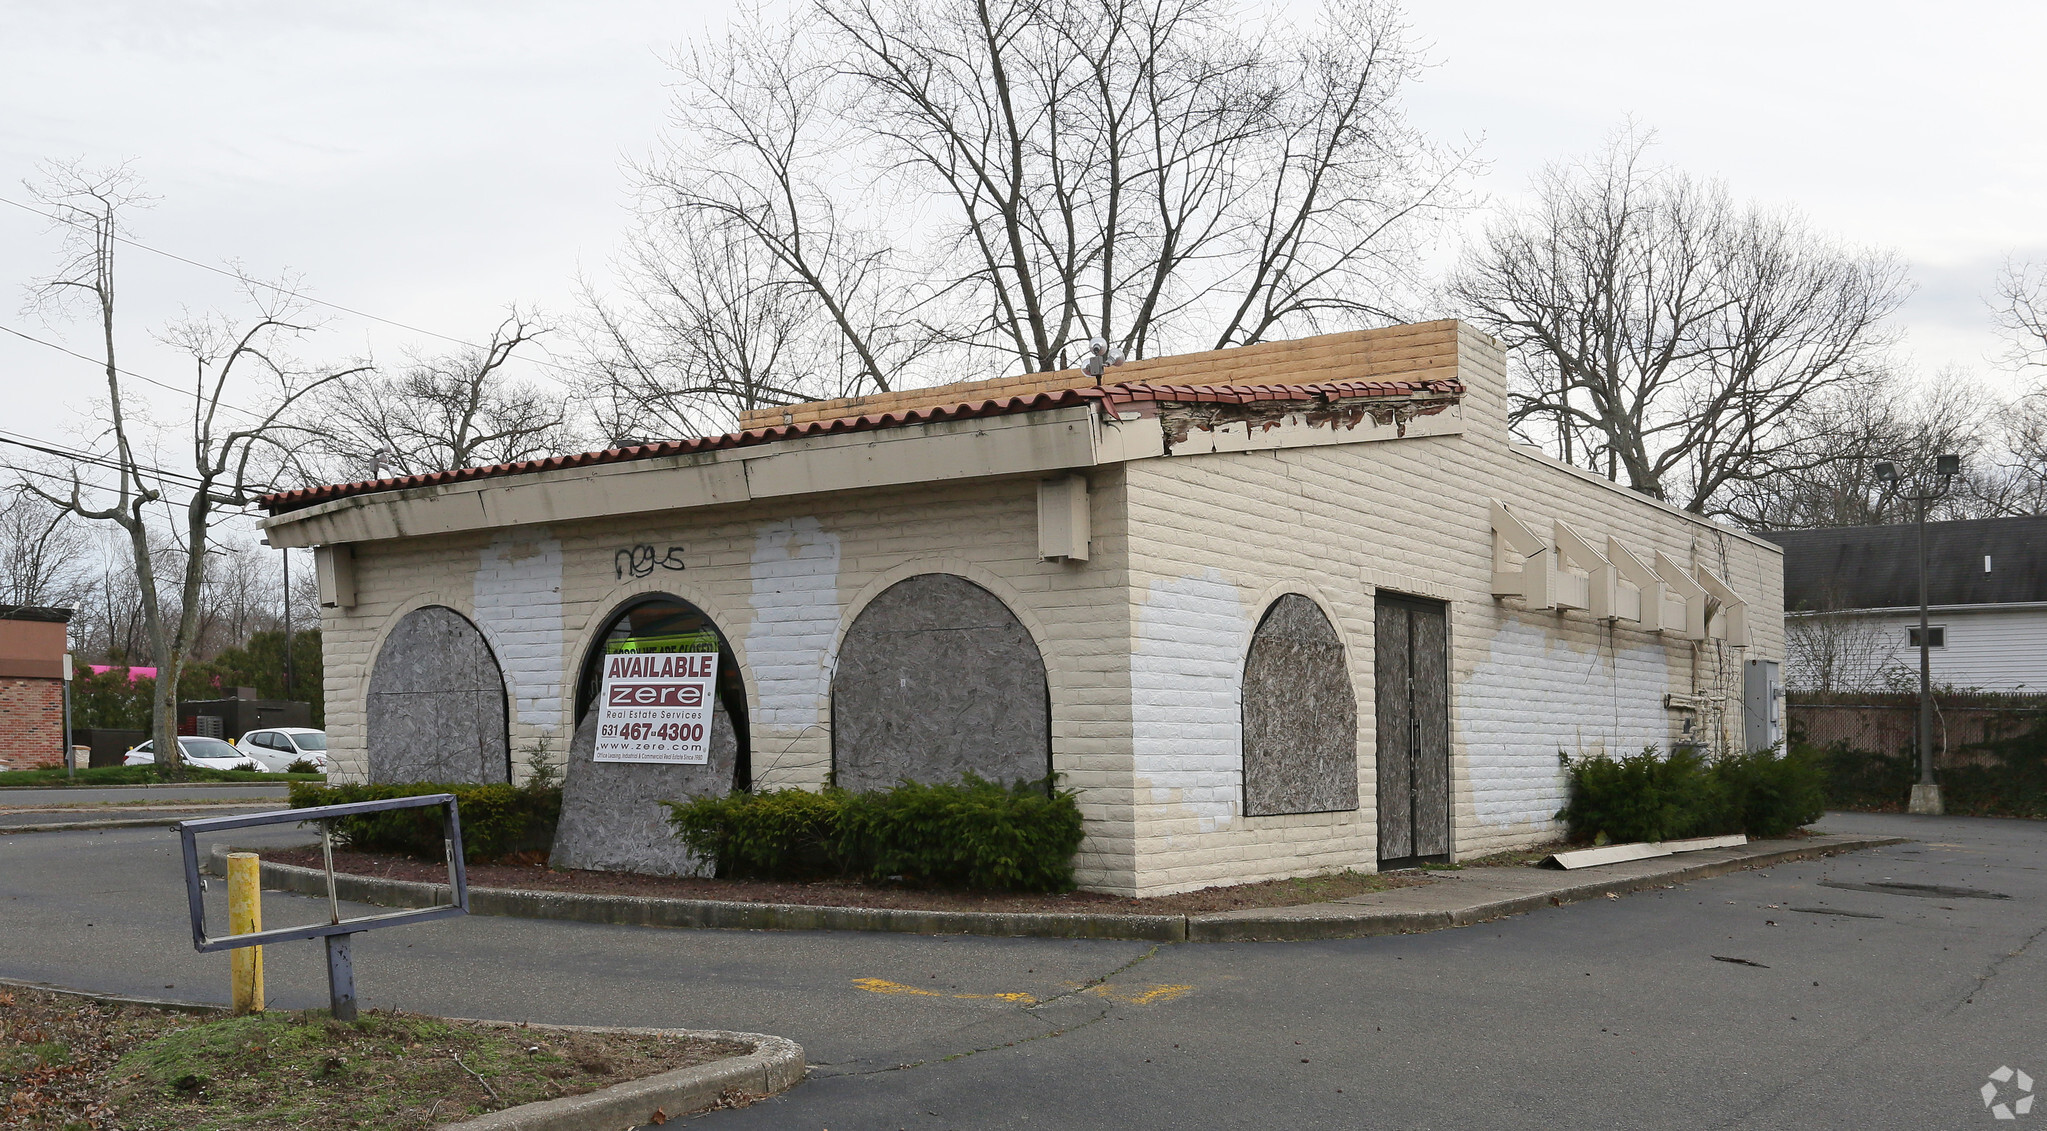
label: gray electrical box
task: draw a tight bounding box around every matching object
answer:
[1742,659,1783,753]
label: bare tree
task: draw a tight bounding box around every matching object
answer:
[0,490,93,607]
[301,313,574,479]
[10,161,363,772]
[580,212,833,443]
[1447,128,1910,517]
[592,0,1466,431]
[1994,259,2047,373]
[1784,611,1909,694]
[1719,376,2004,528]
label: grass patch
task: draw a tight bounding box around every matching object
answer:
[0,764,323,788]
[1,987,748,1130]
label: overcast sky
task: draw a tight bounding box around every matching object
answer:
[3,0,2041,477]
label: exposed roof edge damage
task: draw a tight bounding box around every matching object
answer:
[257,377,1464,516]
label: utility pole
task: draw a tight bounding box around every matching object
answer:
[282,547,293,698]
[1876,454,1960,816]
[262,539,294,698]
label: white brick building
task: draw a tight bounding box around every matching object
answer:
[261,321,1783,896]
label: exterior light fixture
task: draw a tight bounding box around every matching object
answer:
[1080,337,1126,383]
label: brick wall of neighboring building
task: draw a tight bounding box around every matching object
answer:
[0,677,64,770]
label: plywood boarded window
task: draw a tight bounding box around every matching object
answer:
[366,605,509,784]
[831,574,1050,794]
[1242,594,1359,816]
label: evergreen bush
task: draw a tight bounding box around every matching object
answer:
[288,781,561,863]
[1558,744,1822,844]
[664,774,1085,892]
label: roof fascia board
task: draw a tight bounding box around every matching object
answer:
[263,405,1100,548]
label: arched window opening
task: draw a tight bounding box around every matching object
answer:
[367,605,510,784]
[831,574,1050,794]
[573,594,750,788]
[1242,594,1358,816]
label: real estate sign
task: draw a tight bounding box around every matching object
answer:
[593,632,721,765]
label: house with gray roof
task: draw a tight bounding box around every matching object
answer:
[1760,517,2047,693]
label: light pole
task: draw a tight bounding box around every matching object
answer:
[1875,453,1960,816]
[260,538,293,699]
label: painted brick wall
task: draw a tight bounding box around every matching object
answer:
[0,678,65,770]
[317,473,1144,890]
[1114,324,1783,892]
[309,322,1783,898]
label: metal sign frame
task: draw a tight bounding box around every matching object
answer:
[177,793,469,953]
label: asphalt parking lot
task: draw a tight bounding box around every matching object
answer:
[2,810,2040,1129]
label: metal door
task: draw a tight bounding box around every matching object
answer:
[1376,594,1450,863]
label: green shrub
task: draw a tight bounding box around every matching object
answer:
[666,786,848,881]
[838,776,1086,891]
[1559,745,1823,844]
[1558,746,1722,844]
[664,775,1086,892]
[1713,747,1826,837]
[289,781,561,863]
[1808,738,1916,811]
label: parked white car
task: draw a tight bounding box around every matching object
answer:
[236,727,330,773]
[123,737,264,772]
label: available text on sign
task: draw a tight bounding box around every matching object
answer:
[593,640,720,765]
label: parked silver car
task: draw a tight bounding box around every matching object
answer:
[123,737,262,772]
[236,727,330,773]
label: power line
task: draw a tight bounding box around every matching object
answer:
[0,429,285,503]
[3,459,200,512]
[0,323,267,423]
[0,194,587,385]
[0,431,211,492]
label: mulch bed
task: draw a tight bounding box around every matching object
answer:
[0,985,748,1130]
[271,847,1434,915]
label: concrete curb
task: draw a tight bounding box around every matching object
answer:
[0,816,195,835]
[433,1021,804,1131]
[0,977,803,1128]
[0,975,229,1015]
[0,782,295,791]
[209,834,1904,944]
[1183,835,1909,942]
[205,843,1186,941]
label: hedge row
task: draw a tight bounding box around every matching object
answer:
[665,775,1086,892]
[1809,722,2047,819]
[288,781,561,863]
[1557,745,1825,845]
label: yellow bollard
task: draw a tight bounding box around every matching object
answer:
[227,851,265,1013]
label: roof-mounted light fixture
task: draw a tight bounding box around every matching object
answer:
[1079,337,1126,384]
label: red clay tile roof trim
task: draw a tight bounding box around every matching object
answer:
[258,377,1462,515]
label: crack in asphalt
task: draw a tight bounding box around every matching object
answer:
[808,943,1171,1079]
[1707,852,2046,1129]
[1944,916,2047,1017]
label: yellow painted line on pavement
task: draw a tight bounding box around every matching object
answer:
[854,977,1192,1006]
[852,978,946,997]
[1086,982,1192,1005]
